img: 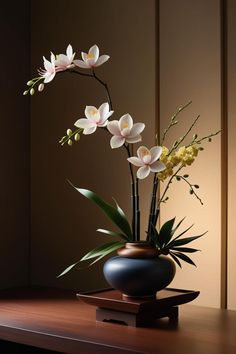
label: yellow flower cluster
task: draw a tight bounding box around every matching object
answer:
[158,144,201,181]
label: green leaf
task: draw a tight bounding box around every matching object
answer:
[83,241,124,268]
[159,217,176,247]
[57,241,124,277]
[80,241,124,261]
[112,198,126,219]
[167,223,194,245]
[170,217,186,236]
[171,247,200,253]
[171,251,196,266]
[149,224,160,247]
[97,228,129,241]
[169,252,182,268]
[168,232,207,248]
[68,182,132,240]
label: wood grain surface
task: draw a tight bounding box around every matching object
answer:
[0,288,235,354]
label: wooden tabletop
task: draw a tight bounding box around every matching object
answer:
[0,287,235,354]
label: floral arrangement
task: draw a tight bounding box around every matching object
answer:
[24,44,220,275]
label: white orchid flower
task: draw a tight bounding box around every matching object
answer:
[73,45,110,69]
[127,146,166,179]
[38,52,56,83]
[107,114,145,149]
[74,103,114,135]
[55,44,75,71]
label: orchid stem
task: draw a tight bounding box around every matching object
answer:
[125,144,136,241]
[68,68,113,110]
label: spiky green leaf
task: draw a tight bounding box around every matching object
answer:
[80,241,124,261]
[168,232,207,248]
[171,251,196,266]
[169,252,182,268]
[149,224,160,247]
[166,223,194,245]
[159,217,176,247]
[171,247,200,253]
[57,241,124,277]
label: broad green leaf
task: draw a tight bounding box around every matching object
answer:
[172,251,196,266]
[159,217,176,247]
[69,182,132,240]
[169,252,182,268]
[97,228,129,241]
[171,247,200,253]
[112,198,127,219]
[168,232,207,248]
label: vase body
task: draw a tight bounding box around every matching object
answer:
[103,243,176,298]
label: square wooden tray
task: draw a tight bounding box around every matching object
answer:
[77,288,199,327]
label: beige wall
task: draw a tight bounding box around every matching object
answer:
[0,1,30,288]
[30,0,156,290]
[159,0,222,307]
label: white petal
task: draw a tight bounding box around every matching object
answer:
[150,160,166,173]
[121,127,131,137]
[83,126,97,135]
[129,123,145,138]
[137,146,151,164]
[110,136,125,149]
[127,157,144,167]
[50,52,55,63]
[85,106,100,122]
[43,57,53,72]
[55,54,69,67]
[137,165,151,179]
[89,45,99,62]
[119,114,133,131]
[66,44,73,60]
[74,118,95,129]
[98,120,109,127]
[150,146,163,163]
[125,135,142,144]
[73,59,90,68]
[44,71,56,83]
[98,103,109,119]
[107,121,120,135]
[81,52,87,61]
[94,55,110,67]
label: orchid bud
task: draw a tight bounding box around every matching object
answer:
[208,137,212,142]
[67,129,72,136]
[38,83,44,92]
[23,91,28,96]
[27,80,33,86]
[193,134,198,140]
[194,184,199,189]
[68,139,73,146]
[74,133,80,141]
[183,174,189,178]
[30,88,35,95]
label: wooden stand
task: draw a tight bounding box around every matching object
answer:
[77,287,199,327]
[96,305,179,327]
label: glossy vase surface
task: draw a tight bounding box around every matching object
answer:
[103,243,176,298]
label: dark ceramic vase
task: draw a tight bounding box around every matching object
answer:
[103,242,176,298]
